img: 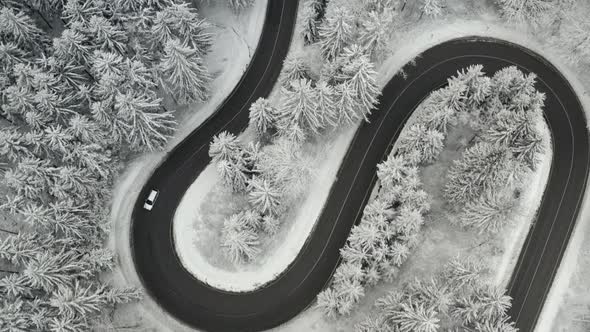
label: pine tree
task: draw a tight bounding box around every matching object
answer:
[0,274,32,299]
[496,0,552,23]
[247,176,283,216]
[334,81,362,124]
[86,16,128,55]
[376,154,408,188]
[221,213,261,263]
[280,54,312,87]
[113,90,175,151]
[158,39,211,104]
[395,206,424,236]
[301,3,320,45]
[390,301,440,332]
[359,9,395,59]
[318,6,356,60]
[315,81,338,127]
[0,232,48,265]
[444,256,485,289]
[23,250,92,292]
[256,138,313,199]
[316,287,341,317]
[341,54,380,115]
[227,0,254,13]
[262,214,281,235]
[0,128,32,162]
[458,190,515,234]
[396,124,444,164]
[444,142,515,206]
[48,315,89,332]
[0,8,45,50]
[49,281,108,318]
[52,29,92,66]
[209,131,241,162]
[151,2,212,54]
[62,0,103,25]
[248,97,276,136]
[421,0,445,18]
[278,79,322,135]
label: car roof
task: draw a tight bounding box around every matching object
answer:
[148,190,158,200]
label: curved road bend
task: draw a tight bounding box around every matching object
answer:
[132,19,589,332]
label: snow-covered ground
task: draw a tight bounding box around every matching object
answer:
[173,127,355,292]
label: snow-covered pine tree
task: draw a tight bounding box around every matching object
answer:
[0,128,32,162]
[444,142,516,206]
[421,0,445,18]
[151,2,213,55]
[248,97,276,137]
[359,9,394,59]
[0,8,45,51]
[553,17,590,64]
[318,6,356,60]
[209,131,241,162]
[227,0,254,13]
[301,2,320,45]
[158,39,211,104]
[396,124,445,164]
[256,138,313,199]
[316,287,341,317]
[376,154,408,188]
[280,54,312,87]
[85,16,128,55]
[340,53,380,116]
[334,81,362,124]
[443,256,485,289]
[221,212,261,263]
[315,81,338,128]
[278,79,322,135]
[52,29,92,66]
[247,176,283,216]
[217,158,249,192]
[390,301,440,332]
[113,90,175,151]
[496,0,552,23]
[457,190,515,234]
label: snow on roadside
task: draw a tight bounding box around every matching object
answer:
[173,127,356,292]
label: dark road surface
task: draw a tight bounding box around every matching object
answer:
[130,2,589,331]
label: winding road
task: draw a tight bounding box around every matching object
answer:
[131,2,589,331]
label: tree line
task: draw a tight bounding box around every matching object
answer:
[0,0,219,330]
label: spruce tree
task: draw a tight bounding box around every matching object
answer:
[278,79,322,135]
[158,39,211,104]
[248,97,276,136]
[318,6,355,60]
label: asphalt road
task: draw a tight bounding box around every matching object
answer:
[130,3,589,330]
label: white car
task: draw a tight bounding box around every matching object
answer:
[143,189,159,211]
